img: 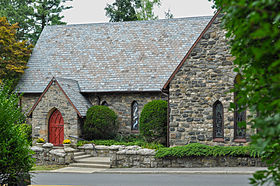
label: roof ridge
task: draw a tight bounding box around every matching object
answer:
[45,15,214,28]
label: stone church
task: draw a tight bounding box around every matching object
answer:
[17,10,252,146]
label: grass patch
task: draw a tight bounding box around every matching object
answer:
[77,139,164,150]
[31,165,65,171]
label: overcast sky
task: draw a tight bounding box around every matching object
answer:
[62,0,216,24]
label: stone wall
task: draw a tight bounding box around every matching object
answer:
[168,14,253,146]
[31,143,75,165]
[87,92,167,134]
[30,81,80,143]
[21,93,40,115]
[79,144,265,168]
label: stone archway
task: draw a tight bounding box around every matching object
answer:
[48,109,64,146]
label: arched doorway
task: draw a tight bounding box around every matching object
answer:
[49,109,64,146]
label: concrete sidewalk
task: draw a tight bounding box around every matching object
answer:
[31,167,267,174]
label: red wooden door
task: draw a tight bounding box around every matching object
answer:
[49,109,64,146]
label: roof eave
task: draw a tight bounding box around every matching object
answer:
[162,9,221,90]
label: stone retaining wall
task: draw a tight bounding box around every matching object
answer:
[78,145,266,168]
[31,143,75,165]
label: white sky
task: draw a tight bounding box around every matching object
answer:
[62,0,215,24]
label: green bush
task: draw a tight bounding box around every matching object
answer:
[0,83,34,185]
[139,100,167,145]
[155,143,261,158]
[19,123,32,145]
[83,105,118,140]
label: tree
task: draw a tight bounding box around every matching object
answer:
[0,83,34,185]
[210,1,280,185]
[0,0,35,42]
[105,0,138,22]
[32,0,73,44]
[105,0,165,22]
[135,0,161,20]
[0,17,33,88]
[164,8,173,19]
[0,0,72,44]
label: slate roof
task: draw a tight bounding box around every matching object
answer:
[55,77,92,116]
[29,77,91,117]
[17,16,212,93]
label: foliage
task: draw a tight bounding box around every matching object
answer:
[164,9,173,19]
[211,0,280,185]
[36,138,45,143]
[0,83,34,185]
[135,0,161,20]
[0,17,33,88]
[19,123,32,145]
[139,100,167,145]
[105,0,166,22]
[0,0,72,44]
[105,0,138,22]
[76,139,164,150]
[32,0,73,44]
[155,143,260,158]
[63,139,71,144]
[0,0,34,41]
[83,105,118,140]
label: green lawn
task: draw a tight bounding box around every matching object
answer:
[31,165,65,171]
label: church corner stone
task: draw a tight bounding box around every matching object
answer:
[168,15,253,146]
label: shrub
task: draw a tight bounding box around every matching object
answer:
[155,143,261,158]
[139,100,167,145]
[83,105,118,140]
[19,123,32,145]
[0,83,34,185]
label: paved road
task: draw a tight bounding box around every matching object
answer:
[31,173,253,186]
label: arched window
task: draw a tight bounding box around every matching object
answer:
[213,100,224,140]
[131,101,139,131]
[101,101,108,106]
[234,74,246,140]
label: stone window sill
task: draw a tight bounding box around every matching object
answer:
[213,138,224,142]
[233,138,247,143]
[131,130,139,133]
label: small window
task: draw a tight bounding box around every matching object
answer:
[101,101,108,106]
[213,100,224,140]
[131,101,139,131]
[234,74,246,140]
[97,96,101,105]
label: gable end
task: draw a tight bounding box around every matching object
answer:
[162,9,221,90]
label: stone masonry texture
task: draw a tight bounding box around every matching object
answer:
[168,15,254,146]
[29,81,80,144]
[87,92,167,134]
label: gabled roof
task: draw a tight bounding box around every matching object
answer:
[163,10,221,89]
[29,77,92,117]
[17,16,212,93]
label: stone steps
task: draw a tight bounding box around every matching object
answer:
[69,163,110,169]
[75,157,111,165]
[74,154,92,160]
[69,152,111,169]
[74,151,87,156]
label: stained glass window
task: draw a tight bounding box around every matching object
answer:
[101,101,108,106]
[131,101,139,131]
[234,74,246,139]
[213,101,224,139]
